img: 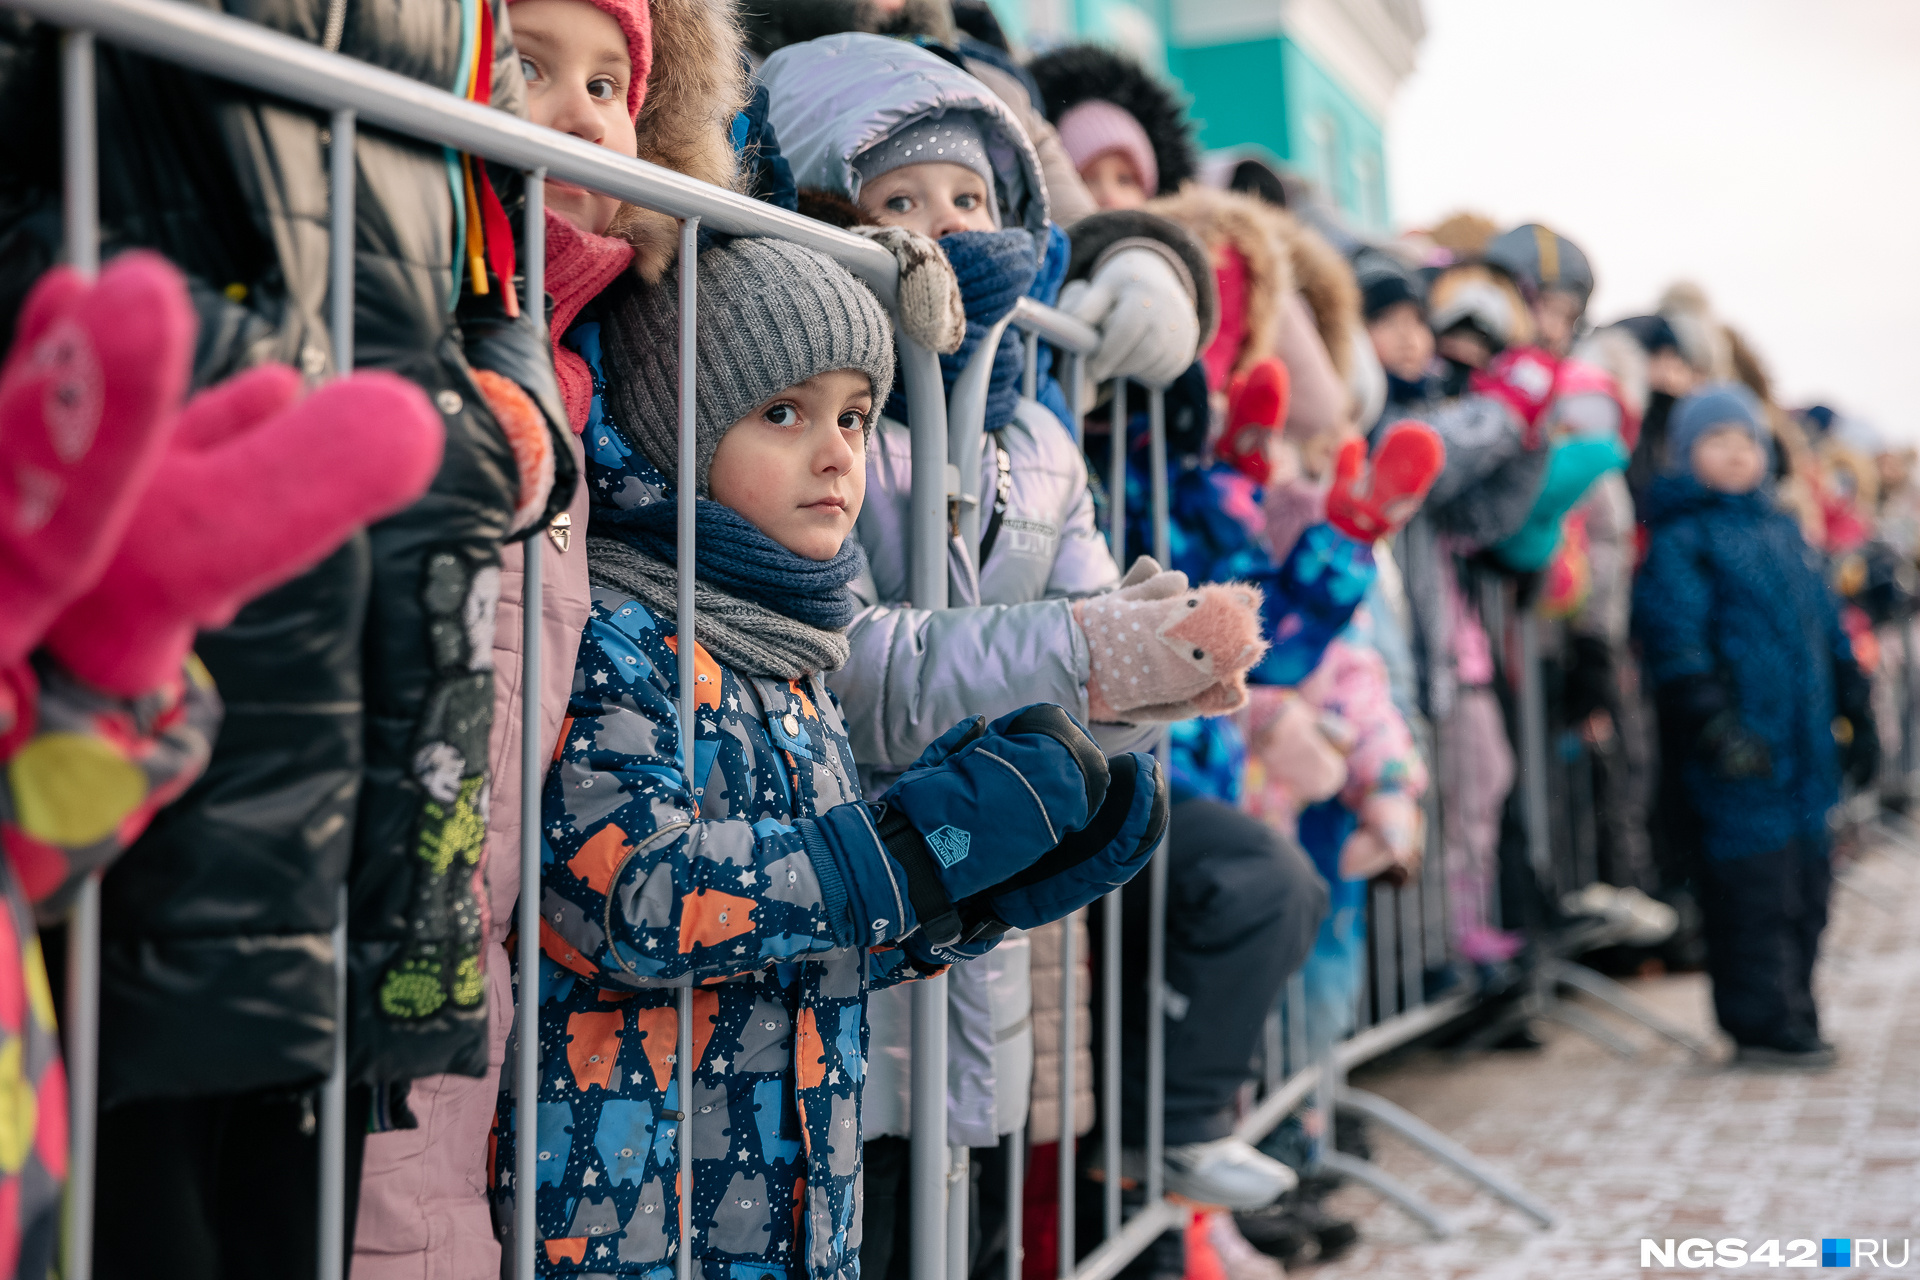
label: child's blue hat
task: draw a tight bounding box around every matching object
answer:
[1666,382,1774,475]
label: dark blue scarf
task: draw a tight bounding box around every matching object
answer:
[595,498,868,629]
[886,228,1039,434]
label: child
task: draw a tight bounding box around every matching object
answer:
[1634,384,1873,1069]
[491,234,1165,1276]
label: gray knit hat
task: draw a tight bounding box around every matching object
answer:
[601,237,895,496]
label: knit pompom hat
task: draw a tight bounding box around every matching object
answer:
[507,0,653,119]
[601,237,895,496]
[1055,99,1158,195]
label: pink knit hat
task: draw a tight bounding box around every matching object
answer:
[508,0,653,120]
[1056,98,1158,196]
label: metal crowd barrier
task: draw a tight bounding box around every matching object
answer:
[26,3,950,1279]
[32,3,1661,1275]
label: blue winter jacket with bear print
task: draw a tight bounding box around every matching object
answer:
[490,317,924,1279]
[492,590,923,1280]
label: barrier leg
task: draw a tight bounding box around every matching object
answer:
[1333,1088,1555,1227]
[1547,960,1713,1057]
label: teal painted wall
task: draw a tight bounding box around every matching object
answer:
[1165,38,1290,164]
[1276,37,1389,229]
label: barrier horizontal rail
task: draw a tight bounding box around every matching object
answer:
[1011,296,1099,355]
[7,0,903,304]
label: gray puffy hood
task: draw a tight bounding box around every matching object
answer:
[758,32,1051,243]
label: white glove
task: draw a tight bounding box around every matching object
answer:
[1060,245,1200,389]
[852,225,965,355]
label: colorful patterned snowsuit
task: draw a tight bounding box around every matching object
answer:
[490,592,923,1279]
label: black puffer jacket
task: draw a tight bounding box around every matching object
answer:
[0,0,573,1105]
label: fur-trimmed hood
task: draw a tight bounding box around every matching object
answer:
[1144,185,1292,382]
[605,0,746,282]
[758,32,1050,241]
[1028,43,1198,197]
[741,0,957,57]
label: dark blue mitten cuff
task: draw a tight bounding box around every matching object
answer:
[800,803,917,949]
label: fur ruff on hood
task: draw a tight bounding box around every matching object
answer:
[606,0,746,282]
[1145,185,1293,382]
[741,0,957,57]
[1283,212,1360,379]
[1028,43,1198,197]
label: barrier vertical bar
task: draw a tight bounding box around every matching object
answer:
[905,323,952,1279]
[1143,388,1169,1207]
[1004,1124,1024,1280]
[514,166,547,1280]
[316,104,357,1280]
[1057,912,1076,1277]
[1023,330,1039,400]
[1101,376,1126,1243]
[674,215,700,1280]
[61,29,99,1280]
[1063,352,1083,445]
[948,1148,969,1280]
[1516,610,1552,879]
[1399,884,1423,1014]
[1107,380,1126,564]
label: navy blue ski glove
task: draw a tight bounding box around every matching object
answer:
[891,753,1166,970]
[800,704,1107,949]
[975,749,1167,931]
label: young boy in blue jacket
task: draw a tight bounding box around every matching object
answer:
[1634,384,1877,1070]
[491,236,1166,1278]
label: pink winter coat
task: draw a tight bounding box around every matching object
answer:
[352,436,592,1280]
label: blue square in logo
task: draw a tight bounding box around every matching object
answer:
[1823,1239,1850,1268]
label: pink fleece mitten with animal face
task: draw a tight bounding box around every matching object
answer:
[1074,556,1268,723]
[42,366,445,696]
[0,253,195,668]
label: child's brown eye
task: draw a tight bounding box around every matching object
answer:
[839,410,867,433]
[764,403,799,427]
[587,76,618,101]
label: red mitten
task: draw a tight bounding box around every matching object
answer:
[1323,421,1444,543]
[1468,346,1561,447]
[1073,556,1268,722]
[42,367,445,696]
[1218,358,1290,484]
[0,253,195,666]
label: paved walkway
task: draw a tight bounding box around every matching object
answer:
[1303,839,1920,1279]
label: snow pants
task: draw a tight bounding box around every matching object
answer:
[1438,687,1516,961]
[1696,842,1831,1050]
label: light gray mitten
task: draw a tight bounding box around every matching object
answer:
[853,225,966,355]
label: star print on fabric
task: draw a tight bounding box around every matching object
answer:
[738,869,756,886]
[593,670,609,685]
[582,1167,599,1186]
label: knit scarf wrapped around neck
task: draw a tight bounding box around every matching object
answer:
[546,210,636,432]
[586,499,867,679]
[886,228,1038,433]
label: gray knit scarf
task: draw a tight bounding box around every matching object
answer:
[586,536,852,680]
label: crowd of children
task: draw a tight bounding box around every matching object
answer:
[0,1,1905,1278]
